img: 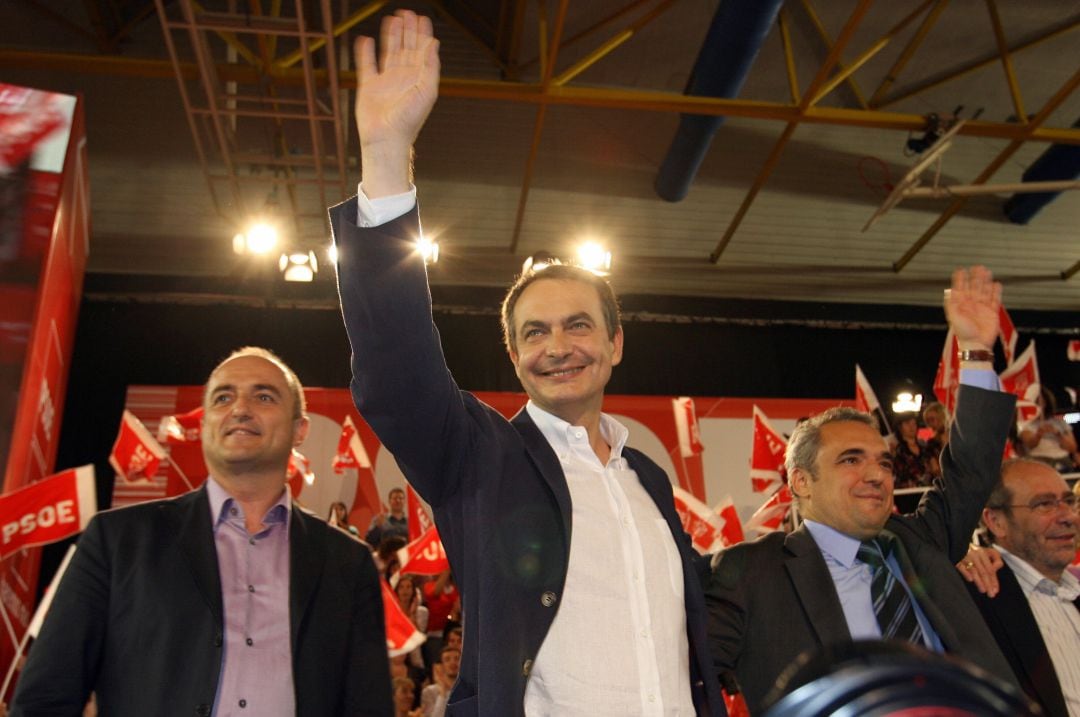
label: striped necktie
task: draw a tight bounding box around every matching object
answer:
[857,537,923,644]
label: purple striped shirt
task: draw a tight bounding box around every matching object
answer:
[206,478,294,717]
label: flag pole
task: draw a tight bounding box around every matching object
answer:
[0,628,30,698]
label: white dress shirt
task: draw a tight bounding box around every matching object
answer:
[522,402,693,717]
[999,547,1080,717]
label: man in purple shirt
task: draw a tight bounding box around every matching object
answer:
[12,347,392,717]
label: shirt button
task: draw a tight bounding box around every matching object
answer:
[249,537,256,545]
[247,585,255,593]
[229,508,238,516]
[647,694,656,703]
[239,699,247,708]
[246,637,253,646]
[540,591,557,608]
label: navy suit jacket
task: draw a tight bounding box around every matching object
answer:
[706,385,1020,714]
[12,485,391,717]
[333,201,724,717]
[967,560,1079,717]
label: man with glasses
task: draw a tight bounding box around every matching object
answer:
[969,458,1080,717]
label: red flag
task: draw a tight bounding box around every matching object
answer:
[381,578,426,657]
[286,448,314,498]
[157,406,203,444]
[109,410,166,481]
[750,405,787,493]
[933,331,960,416]
[999,341,1040,404]
[0,465,96,560]
[998,305,1017,364]
[744,485,792,536]
[712,495,745,548]
[396,524,450,576]
[406,483,432,542]
[332,416,382,523]
[672,397,704,457]
[855,365,894,441]
[672,487,720,553]
[332,415,371,473]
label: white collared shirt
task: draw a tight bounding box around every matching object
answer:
[999,546,1080,716]
[522,402,693,717]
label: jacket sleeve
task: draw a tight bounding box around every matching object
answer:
[11,517,110,717]
[343,548,394,716]
[332,200,476,510]
[904,384,1016,563]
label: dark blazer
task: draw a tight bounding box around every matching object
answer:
[706,384,1020,714]
[333,201,724,717]
[12,485,391,717]
[967,560,1079,717]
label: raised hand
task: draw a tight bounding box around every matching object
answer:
[354,10,440,197]
[944,265,1001,351]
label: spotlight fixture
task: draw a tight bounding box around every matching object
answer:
[522,250,558,274]
[279,250,318,282]
[417,236,439,265]
[891,391,923,414]
[576,241,612,273]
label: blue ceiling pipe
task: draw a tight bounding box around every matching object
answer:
[1003,117,1080,225]
[655,0,785,202]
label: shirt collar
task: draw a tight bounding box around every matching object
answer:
[206,476,292,532]
[803,519,862,568]
[525,401,628,461]
[998,545,1080,601]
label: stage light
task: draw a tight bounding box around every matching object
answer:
[522,250,557,274]
[891,391,923,414]
[417,236,439,264]
[279,251,318,282]
[576,241,611,273]
[245,222,278,254]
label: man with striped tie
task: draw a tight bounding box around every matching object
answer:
[706,266,1022,714]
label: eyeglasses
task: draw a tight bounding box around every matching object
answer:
[990,495,1079,515]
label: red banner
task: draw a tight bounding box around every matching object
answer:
[109,410,167,481]
[396,524,449,576]
[745,485,793,535]
[749,405,787,493]
[157,406,203,444]
[672,486,721,553]
[406,483,432,543]
[381,578,426,657]
[0,465,95,560]
[713,496,745,548]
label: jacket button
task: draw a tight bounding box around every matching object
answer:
[196,705,210,716]
[522,658,533,676]
[540,591,557,607]
[214,633,223,648]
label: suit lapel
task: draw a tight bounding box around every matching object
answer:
[784,527,853,645]
[289,508,323,653]
[511,408,572,549]
[992,564,1065,713]
[174,486,224,625]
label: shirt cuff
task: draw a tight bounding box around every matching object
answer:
[959,368,1000,391]
[356,183,417,227]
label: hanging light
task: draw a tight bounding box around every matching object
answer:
[279,251,318,282]
[891,391,923,414]
[576,241,611,273]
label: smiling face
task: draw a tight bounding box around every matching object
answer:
[985,461,1079,581]
[508,277,623,425]
[791,420,895,540]
[201,355,309,479]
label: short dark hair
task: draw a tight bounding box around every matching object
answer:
[389,487,405,498]
[205,346,306,419]
[500,264,621,354]
[439,645,461,662]
[785,407,876,477]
